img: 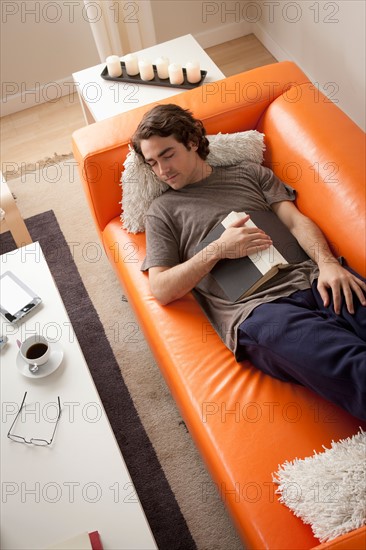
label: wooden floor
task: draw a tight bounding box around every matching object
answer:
[0,35,276,169]
[205,34,276,76]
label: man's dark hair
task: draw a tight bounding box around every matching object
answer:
[131,104,210,160]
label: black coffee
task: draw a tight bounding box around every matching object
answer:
[26,343,48,360]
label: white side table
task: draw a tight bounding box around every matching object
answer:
[72,34,225,124]
[0,172,32,248]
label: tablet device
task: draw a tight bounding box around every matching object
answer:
[0,271,42,323]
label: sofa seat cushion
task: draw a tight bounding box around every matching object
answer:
[102,217,364,549]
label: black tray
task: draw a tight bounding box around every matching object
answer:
[101,62,207,89]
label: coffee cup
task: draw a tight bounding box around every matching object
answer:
[20,334,51,367]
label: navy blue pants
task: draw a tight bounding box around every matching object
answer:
[237,274,366,420]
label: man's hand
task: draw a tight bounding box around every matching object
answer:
[216,215,272,260]
[317,262,366,315]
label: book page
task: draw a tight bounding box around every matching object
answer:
[222,212,288,275]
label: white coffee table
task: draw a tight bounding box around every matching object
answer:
[73,34,225,124]
[0,242,157,550]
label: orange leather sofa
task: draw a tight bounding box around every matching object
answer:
[72,62,366,549]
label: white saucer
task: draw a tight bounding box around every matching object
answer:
[16,342,64,378]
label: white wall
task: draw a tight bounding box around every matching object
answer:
[1,0,99,115]
[150,0,251,48]
[1,1,250,116]
[148,0,365,130]
[252,0,365,130]
[2,0,365,131]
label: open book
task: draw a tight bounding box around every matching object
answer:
[197,210,309,301]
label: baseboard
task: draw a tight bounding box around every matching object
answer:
[1,75,74,117]
[195,20,252,49]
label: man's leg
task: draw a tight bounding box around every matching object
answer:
[237,286,366,420]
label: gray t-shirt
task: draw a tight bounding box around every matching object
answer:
[141,162,318,357]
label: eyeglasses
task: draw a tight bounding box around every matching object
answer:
[7,391,62,446]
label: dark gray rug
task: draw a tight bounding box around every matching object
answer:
[0,210,196,550]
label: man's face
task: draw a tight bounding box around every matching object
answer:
[140,135,204,190]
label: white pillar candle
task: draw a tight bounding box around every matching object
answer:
[186,60,201,84]
[138,59,154,81]
[154,57,169,79]
[106,55,122,78]
[168,63,184,85]
[123,53,139,76]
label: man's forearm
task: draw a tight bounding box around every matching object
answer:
[150,246,220,305]
[290,216,338,267]
[271,200,338,266]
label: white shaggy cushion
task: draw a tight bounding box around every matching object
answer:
[273,429,366,543]
[120,130,265,233]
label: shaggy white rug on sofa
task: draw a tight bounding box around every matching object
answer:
[273,429,366,543]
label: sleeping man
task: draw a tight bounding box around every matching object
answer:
[131,103,366,420]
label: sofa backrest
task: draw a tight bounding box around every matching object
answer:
[72,61,365,276]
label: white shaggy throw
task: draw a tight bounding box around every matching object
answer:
[273,429,366,543]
